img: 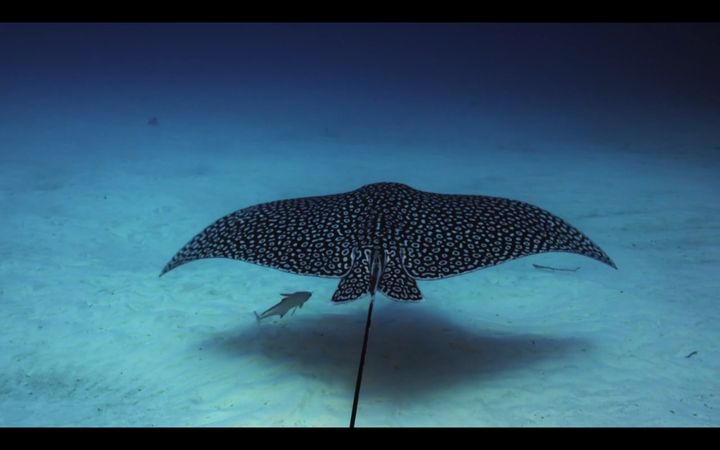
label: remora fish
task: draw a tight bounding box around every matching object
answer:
[254,291,312,323]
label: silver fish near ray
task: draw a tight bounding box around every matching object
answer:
[254,291,312,323]
[160,182,616,302]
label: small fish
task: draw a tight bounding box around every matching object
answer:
[254,291,312,324]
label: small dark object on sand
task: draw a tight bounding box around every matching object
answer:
[148,117,158,126]
[532,263,580,272]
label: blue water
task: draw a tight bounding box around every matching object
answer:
[1,23,718,426]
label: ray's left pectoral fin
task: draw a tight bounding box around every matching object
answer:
[332,266,370,303]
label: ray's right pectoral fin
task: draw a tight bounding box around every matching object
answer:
[379,263,424,302]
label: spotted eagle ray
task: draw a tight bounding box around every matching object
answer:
[160,181,616,427]
[160,182,616,299]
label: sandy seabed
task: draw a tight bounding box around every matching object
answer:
[1,112,718,427]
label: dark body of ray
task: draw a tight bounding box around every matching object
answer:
[160,182,616,302]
